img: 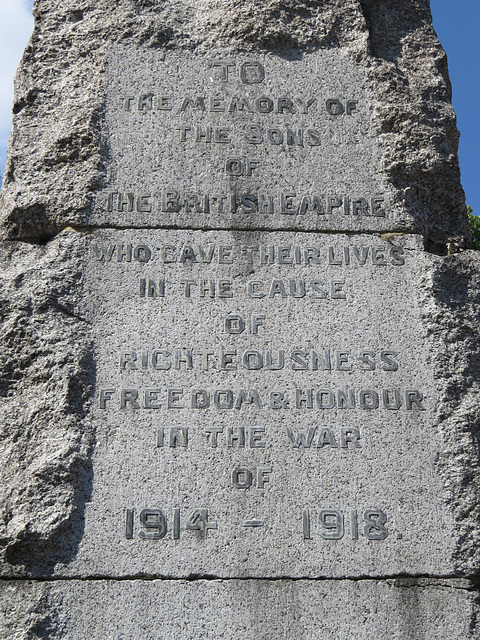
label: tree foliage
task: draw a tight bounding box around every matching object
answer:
[468,206,480,250]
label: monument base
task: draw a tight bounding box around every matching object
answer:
[1,578,477,639]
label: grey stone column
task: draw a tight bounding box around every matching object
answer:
[1,2,479,638]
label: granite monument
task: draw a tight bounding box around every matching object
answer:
[1,1,479,638]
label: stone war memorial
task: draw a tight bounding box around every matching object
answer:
[1,0,480,638]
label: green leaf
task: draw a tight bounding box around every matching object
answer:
[468,206,480,250]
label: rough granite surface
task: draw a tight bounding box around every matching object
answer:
[0,0,467,243]
[0,0,478,638]
[0,233,94,572]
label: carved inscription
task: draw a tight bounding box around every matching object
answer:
[93,243,405,266]
[93,54,430,565]
[125,508,217,540]
[124,507,389,542]
[105,191,386,219]
[100,387,425,411]
[99,51,388,231]
[118,59,360,155]
[302,509,389,541]
[91,242,406,309]
[154,426,363,450]
[120,93,358,118]
[95,236,426,477]
[118,348,399,371]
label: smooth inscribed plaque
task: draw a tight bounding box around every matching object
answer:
[50,229,457,579]
[93,50,390,233]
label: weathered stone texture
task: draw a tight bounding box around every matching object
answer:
[360,1,467,247]
[0,0,466,243]
[0,0,477,637]
[1,578,479,640]
[425,250,480,573]
[0,232,94,574]
[37,230,459,580]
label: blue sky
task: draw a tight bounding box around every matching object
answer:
[0,0,478,216]
[431,0,480,216]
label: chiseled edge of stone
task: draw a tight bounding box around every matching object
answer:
[359,0,468,248]
[422,249,480,574]
[0,231,95,577]
[0,0,467,245]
